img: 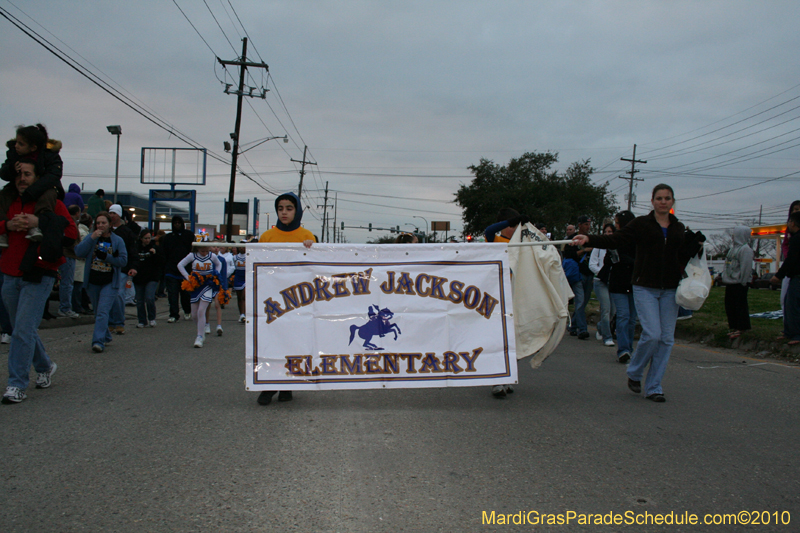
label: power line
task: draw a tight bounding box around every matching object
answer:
[171,0,217,56]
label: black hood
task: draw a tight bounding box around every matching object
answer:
[275,192,302,232]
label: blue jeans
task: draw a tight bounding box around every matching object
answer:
[593,279,615,342]
[124,275,136,304]
[135,281,158,324]
[610,292,637,358]
[109,282,126,328]
[2,275,55,389]
[0,273,13,334]
[58,257,76,314]
[86,283,116,348]
[629,285,678,396]
[569,273,594,334]
[784,278,800,341]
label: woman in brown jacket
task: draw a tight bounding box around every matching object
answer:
[572,184,704,402]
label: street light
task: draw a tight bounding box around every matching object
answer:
[238,135,288,154]
[107,125,122,203]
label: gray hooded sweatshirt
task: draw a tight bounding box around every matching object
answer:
[722,226,754,285]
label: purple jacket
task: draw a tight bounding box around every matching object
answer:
[63,183,84,211]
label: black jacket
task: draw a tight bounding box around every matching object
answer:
[0,140,65,201]
[606,241,637,294]
[587,211,704,290]
[113,224,138,273]
[162,229,195,276]
[777,231,800,280]
[134,244,164,285]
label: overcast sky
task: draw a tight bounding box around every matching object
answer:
[1,0,799,242]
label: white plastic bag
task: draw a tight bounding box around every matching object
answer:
[675,247,711,311]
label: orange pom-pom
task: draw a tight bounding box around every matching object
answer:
[217,288,232,305]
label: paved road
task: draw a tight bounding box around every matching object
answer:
[1,301,798,532]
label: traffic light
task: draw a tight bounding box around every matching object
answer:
[396,225,400,233]
[368,223,372,232]
[341,221,344,230]
[466,235,474,242]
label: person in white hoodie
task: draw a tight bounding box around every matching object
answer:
[722,226,754,339]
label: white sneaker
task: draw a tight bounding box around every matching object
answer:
[136,323,146,328]
[1,333,10,344]
[604,339,616,347]
[216,325,223,336]
[25,227,43,241]
[184,313,192,321]
[204,324,211,334]
[194,335,204,348]
[149,320,156,327]
[596,331,602,341]
[168,317,177,323]
[36,362,57,389]
[2,386,26,403]
[57,309,80,319]
[239,314,246,323]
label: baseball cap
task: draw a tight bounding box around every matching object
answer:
[577,215,592,224]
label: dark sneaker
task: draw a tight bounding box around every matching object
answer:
[35,362,57,389]
[257,391,276,405]
[569,330,577,336]
[618,352,631,364]
[627,378,641,394]
[2,386,26,404]
[278,391,293,402]
[577,331,590,340]
[646,393,666,403]
[491,385,507,398]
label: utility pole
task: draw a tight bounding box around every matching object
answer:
[218,37,269,242]
[620,144,646,211]
[317,181,334,243]
[332,193,338,243]
[291,145,317,199]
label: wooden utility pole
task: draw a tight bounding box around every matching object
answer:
[620,144,646,211]
[291,145,316,199]
[218,37,269,242]
[317,181,334,242]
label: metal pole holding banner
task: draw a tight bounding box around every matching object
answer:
[191,239,573,248]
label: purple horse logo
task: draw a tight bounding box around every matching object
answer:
[348,305,402,351]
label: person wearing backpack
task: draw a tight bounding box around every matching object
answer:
[562,215,594,339]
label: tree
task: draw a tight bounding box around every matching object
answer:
[454,151,617,239]
[367,234,399,244]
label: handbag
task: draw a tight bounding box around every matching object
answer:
[675,246,712,311]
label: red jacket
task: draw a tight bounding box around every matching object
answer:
[0,198,78,276]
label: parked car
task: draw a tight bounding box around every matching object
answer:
[750,272,779,290]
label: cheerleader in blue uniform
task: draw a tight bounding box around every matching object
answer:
[177,243,222,348]
[233,245,247,323]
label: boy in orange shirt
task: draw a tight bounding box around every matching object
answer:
[257,192,315,405]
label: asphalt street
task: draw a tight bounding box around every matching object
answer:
[1,301,798,532]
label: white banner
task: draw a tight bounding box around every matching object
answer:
[245,243,517,391]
